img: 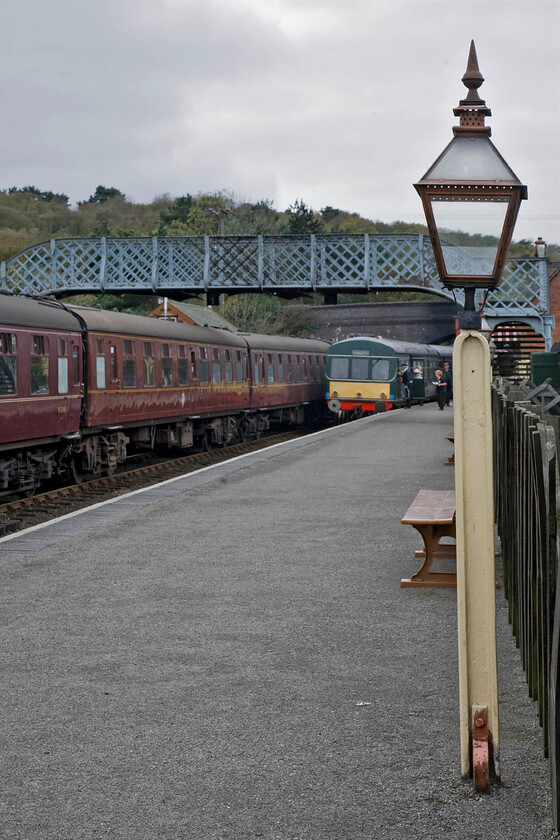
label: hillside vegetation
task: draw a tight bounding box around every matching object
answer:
[1,186,556,334]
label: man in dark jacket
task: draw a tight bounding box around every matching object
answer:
[442,361,453,405]
[401,364,414,408]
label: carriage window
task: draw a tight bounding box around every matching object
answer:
[199,347,208,385]
[58,358,69,393]
[72,347,80,387]
[371,359,390,381]
[267,353,274,384]
[110,345,117,381]
[235,351,243,383]
[57,337,69,394]
[412,358,425,376]
[178,345,188,385]
[143,341,155,387]
[329,357,349,379]
[225,350,233,384]
[96,357,106,389]
[122,339,136,388]
[0,332,17,395]
[307,357,314,382]
[0,332,17,394]
[161,343,173,386]
[30,335,49,394]
[277,354,284,382]
[212,348,222,385]
[287,355,293,383]
[95,338,106,389]
[295,355,302,382]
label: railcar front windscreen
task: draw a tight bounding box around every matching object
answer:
[327,355,393,382]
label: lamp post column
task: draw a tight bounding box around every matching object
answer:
[453,325,499,787]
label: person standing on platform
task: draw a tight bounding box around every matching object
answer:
[442,361,453,405]
[401,364,414,408]
[433,369,447,410]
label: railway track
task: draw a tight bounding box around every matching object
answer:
[0,428,316,537]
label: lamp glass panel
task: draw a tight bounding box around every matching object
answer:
[429,197,509,276]
[425,136,517,182]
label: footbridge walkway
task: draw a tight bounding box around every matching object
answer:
[1,233,553,346]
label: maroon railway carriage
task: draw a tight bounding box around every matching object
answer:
[69,306,328,455]
[242,332,328,417]
[0,294,329,495]
[68,305,252,469]
[0,294,84,491]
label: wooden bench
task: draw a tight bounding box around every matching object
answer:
[400,489,457,588]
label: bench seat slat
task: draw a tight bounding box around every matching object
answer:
[401,489,456,526]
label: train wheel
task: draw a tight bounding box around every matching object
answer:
[70,457,84,485]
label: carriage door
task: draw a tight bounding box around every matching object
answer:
[60,336,83,430]
[411,357,426,400]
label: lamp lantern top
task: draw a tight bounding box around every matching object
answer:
[453,40,492,135]
[414,41,527,292]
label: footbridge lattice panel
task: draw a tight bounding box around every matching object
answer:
[0,233,549,322]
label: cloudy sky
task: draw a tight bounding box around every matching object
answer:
[1,0,559,243]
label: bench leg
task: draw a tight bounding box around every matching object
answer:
[400,523,457,588]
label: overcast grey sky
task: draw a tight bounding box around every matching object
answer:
[1,0,559,243]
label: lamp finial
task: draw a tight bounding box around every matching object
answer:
[453,41,492,136]
[462,40,485,104]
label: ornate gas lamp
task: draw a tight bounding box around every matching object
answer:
[414,41,527,326]
[414,42,528,792]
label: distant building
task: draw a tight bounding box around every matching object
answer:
[546,262,560,345]
[148,299,238,331]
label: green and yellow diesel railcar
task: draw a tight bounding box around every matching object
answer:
[325,336,453,416]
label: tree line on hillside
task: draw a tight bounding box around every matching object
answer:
[1,185,552,263]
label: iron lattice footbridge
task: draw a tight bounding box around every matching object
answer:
[0,233,551,334]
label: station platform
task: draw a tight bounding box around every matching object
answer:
[0,404,554,839]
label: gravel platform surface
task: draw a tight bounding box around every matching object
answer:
[0,405,555,839]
